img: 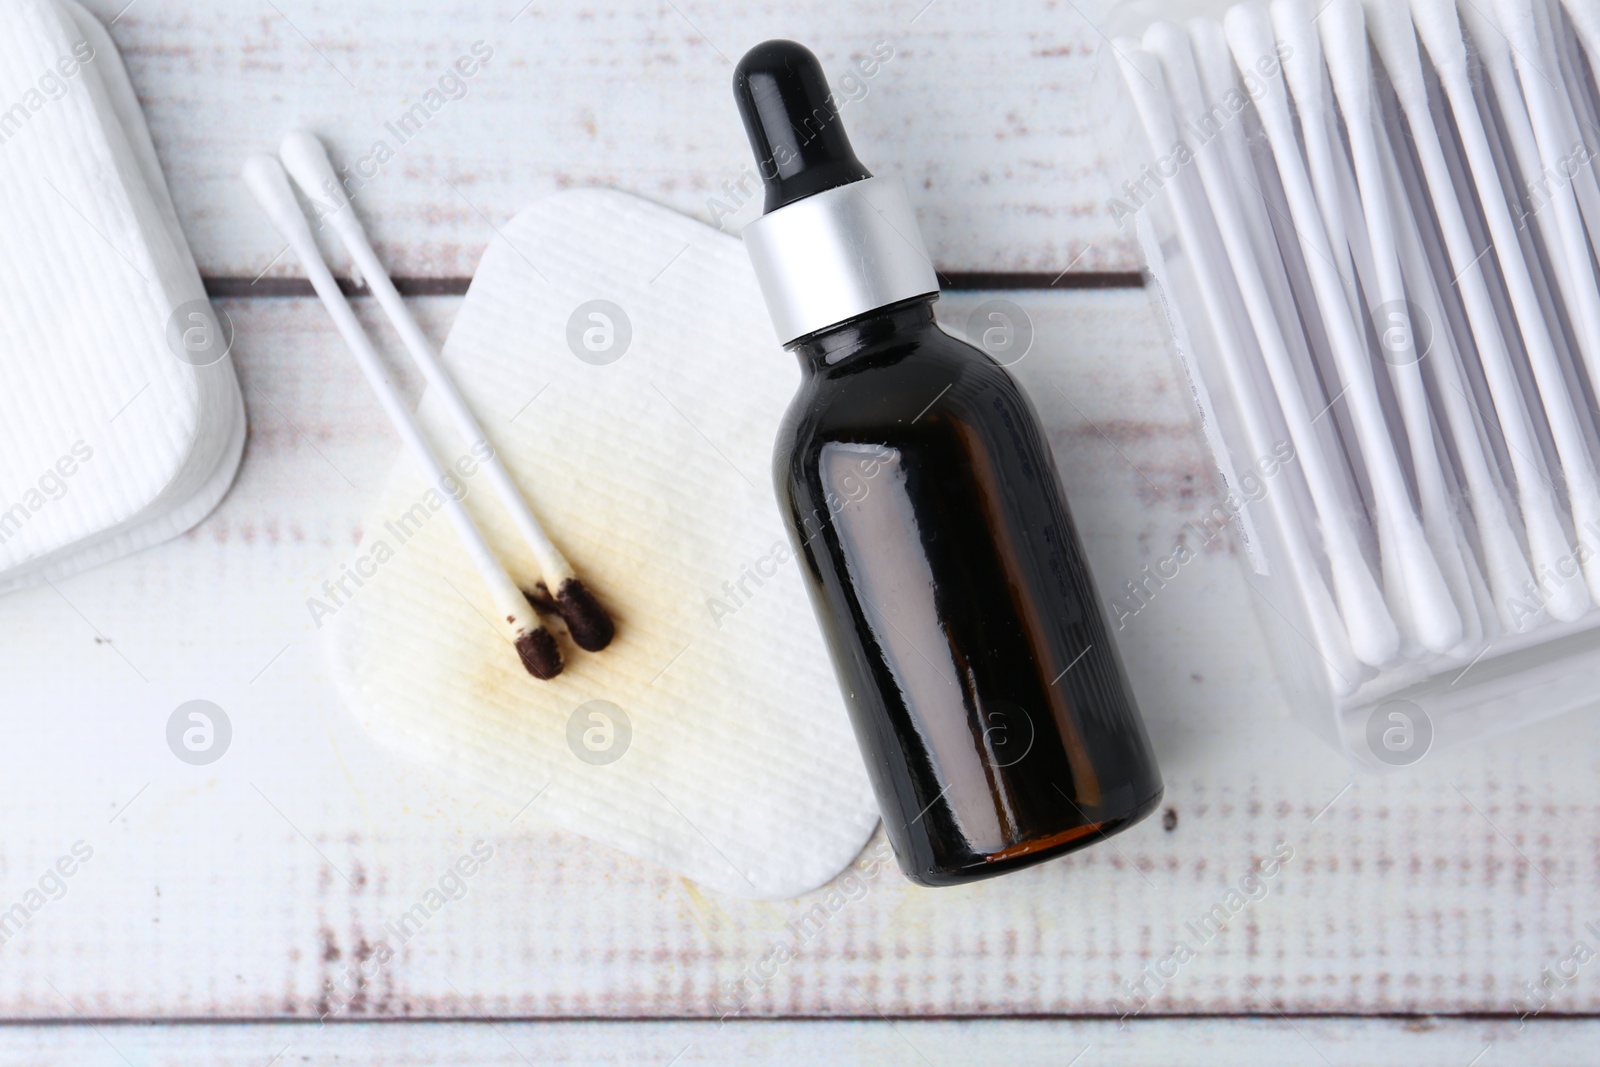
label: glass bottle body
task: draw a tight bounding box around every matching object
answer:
[775,297,1163,885]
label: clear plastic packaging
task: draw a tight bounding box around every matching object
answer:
[1091,0,1600,768]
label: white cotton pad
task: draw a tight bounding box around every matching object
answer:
[327,189,880,900]
[0,0,244,592]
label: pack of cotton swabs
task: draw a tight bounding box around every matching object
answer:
[1093,0,1600,765]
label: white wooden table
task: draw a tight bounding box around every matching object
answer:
[3,1,1597,1062]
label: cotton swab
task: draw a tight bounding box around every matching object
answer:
[242,154,564,680]
[1358,0,1585,624]
[1318,0,1482,650]
[1117,35,1390,675]
[1323,125,1503,643]
[1271,0,1361,312]
[1457,1,1587,326]
[1190,14,1341,468]
[1532,0,1600,262]
[1410,0,1600,605]
[1108,0,1600,718]
[1226,2,1463,654]
[1372,138,1509,631]
[276,131,617,655]
[1562,0,1600,86]
[1183,17,1369,687]
[1488,0,1600,402]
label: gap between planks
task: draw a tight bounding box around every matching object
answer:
[0,1012,1591,1026]
[206,272,1146,299]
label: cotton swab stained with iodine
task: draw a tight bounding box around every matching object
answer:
[1226,2,1463,654]
[242,154,564,680]
[1358,0,1583,624]
[1117,37,1388,675]
[1319,0,1483,649]
[276,131,616,655]
[1410,0,1600,604]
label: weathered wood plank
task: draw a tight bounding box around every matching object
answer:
[1,291,1596,1021]
[0,1017,1585,1066]
[74,0,1140,279]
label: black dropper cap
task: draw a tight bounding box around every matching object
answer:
[733,40,872,213]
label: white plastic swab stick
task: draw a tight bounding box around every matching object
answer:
[1190,17,1286,289]
[1272,0,1361,313]
[278,131,615,653]
[242,154,564,680]
[1114,40,1383,676]
[1327,128,1501,646]
[1324,87,1497,648]
[1320,0,1483,649]
[1533,0,1600,260]
[1321,107,1425,633]
[1377,143,1506,633]
[1190,16,1337,434]
[1555,0,1600,146]
[1360,0,1581,624]
[1255,9,1421,643]
[1459,0,1594,349]
[1365,105,1521,632]
[1231,6,1431,649]
[1270,1,1414,615]
[1490,0,1600,401]
[1363,0,1574,627]
[1411,0,1600,603]
[1563,0,1600,87]
[1185,16,1369,686]
[1226,2,1463,654]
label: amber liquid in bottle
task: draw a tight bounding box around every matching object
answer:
[775,297,1163,885]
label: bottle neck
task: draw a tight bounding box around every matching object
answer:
[791,295,938,371]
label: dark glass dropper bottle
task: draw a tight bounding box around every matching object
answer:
[734,40,1163,886]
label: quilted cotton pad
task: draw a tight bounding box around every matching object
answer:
[0,0,244,590]
[328,189,880,899]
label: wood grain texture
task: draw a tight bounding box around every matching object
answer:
[68,0,1141,280]
[1,291,1596,1025]
[0,1017,1588,1066]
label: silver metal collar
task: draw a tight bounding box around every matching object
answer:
[741,176,941,345]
